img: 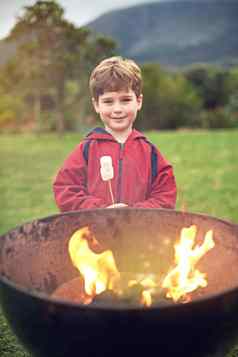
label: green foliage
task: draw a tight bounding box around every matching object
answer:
[224,93,238,128]
[228,67,238,92]
[0,79,24,129]
[157,72,202,129]
[184,64,231,109]
[198,109,236,129]
[138,63,163,130]
[0,1,238,133]
[138,64,202,130]
[2,0,116,134]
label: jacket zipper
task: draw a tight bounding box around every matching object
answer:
[117,143,124,203]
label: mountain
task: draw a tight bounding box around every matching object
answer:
[86,1,238,67]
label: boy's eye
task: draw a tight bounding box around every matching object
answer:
[101,97,132,105]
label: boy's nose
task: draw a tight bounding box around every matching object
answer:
[112,101,122,112]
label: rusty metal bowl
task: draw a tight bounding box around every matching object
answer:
[1,208,238,357]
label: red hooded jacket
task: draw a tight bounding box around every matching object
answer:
[53,128,176,211]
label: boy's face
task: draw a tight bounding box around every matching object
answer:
[92,89,143,134]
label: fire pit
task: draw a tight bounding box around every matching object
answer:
[0,208,238,357]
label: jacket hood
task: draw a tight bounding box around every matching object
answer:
[85,127,146,141]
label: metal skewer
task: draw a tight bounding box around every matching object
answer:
[108,180,115,206]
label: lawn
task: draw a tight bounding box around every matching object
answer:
[0,129,238,356]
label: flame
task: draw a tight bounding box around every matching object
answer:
[68,225,215,307]
[162,225,215,302]
[68,227,120,302]
[140,276,157,307]
[128,275,157,307]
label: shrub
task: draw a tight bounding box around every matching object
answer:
[199,108,236,129]
[223,93,238,128]
[139,64,202,130]
[0,94,24,130]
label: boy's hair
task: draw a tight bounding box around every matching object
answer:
[89,56,142,101]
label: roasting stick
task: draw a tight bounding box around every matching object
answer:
[108,179,115,206]
[100,156,115,206]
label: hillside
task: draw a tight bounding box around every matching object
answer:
[0,1,237,68]
[87,1,238,67]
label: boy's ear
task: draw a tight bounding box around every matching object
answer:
[137,94,143,110]
[92,98,99,113]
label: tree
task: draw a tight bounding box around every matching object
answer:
[184,64,231,110]
[138,63,164,130]
[5,0,116,133]
[0,72,24,130]
[138,63,202,130]
[158,73,202,129]
[224,93,238,128]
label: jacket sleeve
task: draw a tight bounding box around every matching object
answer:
[53,143,107,211]
[132,149,177,209]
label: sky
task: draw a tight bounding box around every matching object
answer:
[0,0,161,40]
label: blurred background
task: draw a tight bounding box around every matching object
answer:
[0,0,238,134]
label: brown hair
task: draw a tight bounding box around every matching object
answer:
[89,56,142,101]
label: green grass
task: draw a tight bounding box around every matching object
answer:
[0,129,238,356]
[148,129,238,224]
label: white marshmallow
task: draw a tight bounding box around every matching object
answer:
[100,156,114,181]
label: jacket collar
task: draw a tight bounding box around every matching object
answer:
[86,127,146,141]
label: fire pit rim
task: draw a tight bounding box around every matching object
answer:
[1,207,237,236]
[0,208,238,312]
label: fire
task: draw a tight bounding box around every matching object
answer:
[68,225,215,307]
[68,227,120,301]
[162,225,215,302]
[128,275,157,307]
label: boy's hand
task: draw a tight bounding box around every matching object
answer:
[107,203,128,208]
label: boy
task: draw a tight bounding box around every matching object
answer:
[53,56,176,211]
